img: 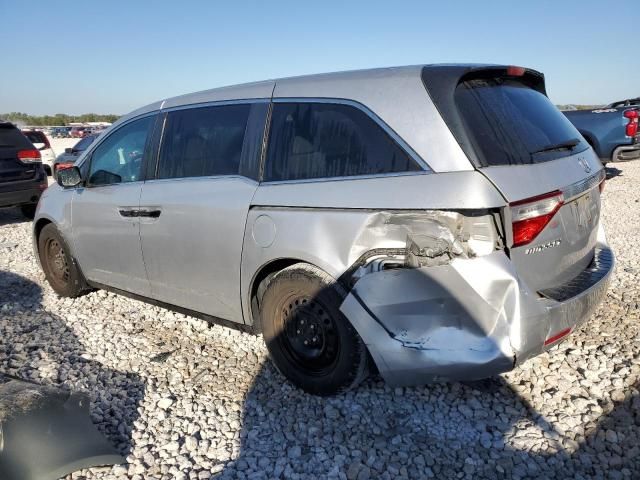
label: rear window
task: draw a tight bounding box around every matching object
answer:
[0,125,34,149]
[264,103,421,182]
[455,79,589,166]
[23,131,48,146]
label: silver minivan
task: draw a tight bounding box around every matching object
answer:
[34,65,614,395]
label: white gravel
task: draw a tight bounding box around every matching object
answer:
[0,161,639,479]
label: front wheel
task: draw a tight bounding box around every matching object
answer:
[38,224,88,297]
[259,263,369,395]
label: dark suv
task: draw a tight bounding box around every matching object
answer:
[0,120,48,218]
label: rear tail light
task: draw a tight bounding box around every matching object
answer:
[507,65,526,77]
[17,149,42,163]
[599,179,605,193]
[624,109,638,137]
[510,191,564,247]
[55,162,75,172]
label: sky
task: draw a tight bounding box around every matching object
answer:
[1,0,637,115]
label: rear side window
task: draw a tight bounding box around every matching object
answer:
[157,104,251,179]
[264,103,421,182]
[23,131,48,146]
[455,79,589,166]
[0,125,33,149]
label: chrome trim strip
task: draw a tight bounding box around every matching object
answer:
[259,169,431,186]
[143,175,258,185]
[563,169,605,202]
[160,98,270,113]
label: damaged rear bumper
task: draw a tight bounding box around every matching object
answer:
[340,233,614,387]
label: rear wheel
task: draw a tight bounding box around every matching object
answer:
[20,204,37,219]
[259,263,368,395]
[38,223,88,297]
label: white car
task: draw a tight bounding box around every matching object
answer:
[22,130,55,176]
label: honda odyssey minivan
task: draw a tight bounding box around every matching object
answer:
[33,65,614,395]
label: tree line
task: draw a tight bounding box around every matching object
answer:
[1,112,120,126]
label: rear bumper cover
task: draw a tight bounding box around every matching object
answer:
[0,182,45,208]
[612,144,640,162]
[340,225,614,387]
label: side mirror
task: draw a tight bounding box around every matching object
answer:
[57,166,83,188]
[64,147,73,154]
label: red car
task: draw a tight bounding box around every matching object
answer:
[69,127,88,138]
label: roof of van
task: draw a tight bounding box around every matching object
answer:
[115,63,528,173]
[122,63,509,121]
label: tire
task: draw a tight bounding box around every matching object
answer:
[20,204,37,219]
[259,263,368,395]
[38,223,88,297]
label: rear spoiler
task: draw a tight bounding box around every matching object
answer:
[421,65,546,168]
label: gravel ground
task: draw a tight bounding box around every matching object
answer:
[0,162,639,480]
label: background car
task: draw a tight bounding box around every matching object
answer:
[52,133,98,178]
[608,97,640,108]
[51,127,70,138]
[0,120,48,218]
[563,105,639,164]
[22,129,56,176]
[70,127,88,138]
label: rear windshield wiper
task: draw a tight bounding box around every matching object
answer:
[531,138,581,155]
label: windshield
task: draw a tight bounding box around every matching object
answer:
[455,78,589,166]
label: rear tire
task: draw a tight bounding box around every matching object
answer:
[259,263,368,395]
[38,223,88,297]
[20,204,37,219]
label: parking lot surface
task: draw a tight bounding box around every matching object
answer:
[0,161,638,479]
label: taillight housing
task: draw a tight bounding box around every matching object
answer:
[507,65,526,76]
[510,191,564,247]
[17,149,42,163]
[55,162,75,173]
[624,109,638,137]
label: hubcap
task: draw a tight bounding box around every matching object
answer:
[46,238,69,284]
[280,297,340,375]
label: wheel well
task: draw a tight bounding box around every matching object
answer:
[249,258,310,330]
[34,218,52,250]
[580,131,596,148]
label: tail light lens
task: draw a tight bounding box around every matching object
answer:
[510,191,564,247]
[624,109,638,137]
[507,65,526,76]
[17,149,42,163]
[55,162,75,172]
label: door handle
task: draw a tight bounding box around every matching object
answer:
[119,209,139,217]
[139,209,161,218]
[119,209,161,218]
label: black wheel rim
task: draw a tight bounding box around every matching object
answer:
[278,295,340,376]
[45,238,69,285]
